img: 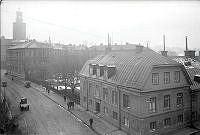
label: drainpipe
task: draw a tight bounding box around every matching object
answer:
[86,77,89,111]
[118,85,121,130]
[190,89,194,128]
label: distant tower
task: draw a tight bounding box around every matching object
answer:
[161,35,168,57]
[13,9,26,40]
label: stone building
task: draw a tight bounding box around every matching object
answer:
[79,45,193,135]
[7,40,65,83]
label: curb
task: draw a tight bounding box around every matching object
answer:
[32,86,101,135]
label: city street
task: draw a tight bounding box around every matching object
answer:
[1,71,97,135]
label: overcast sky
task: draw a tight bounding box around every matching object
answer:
[1,1,200,50]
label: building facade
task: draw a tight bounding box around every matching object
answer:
[7,40,65,83]
[80,45,193,135]
[171,56,200,126]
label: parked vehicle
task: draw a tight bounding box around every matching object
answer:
[19,97,30,111]
[4,72,8,75]
[24,81,31,88]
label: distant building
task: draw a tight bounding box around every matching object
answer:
[0,36,13,68]
[171,56,200,126]
[7,40,65,83]
[13,10,26,40]
[80,45,193,135]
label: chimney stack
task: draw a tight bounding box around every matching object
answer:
[184,36,196,58]
[161,35,168,57]
[186,36,188,51]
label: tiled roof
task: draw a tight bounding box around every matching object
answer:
[186,68,200,90]
[88,44,138,51]
[8,40,53,49]
[80,47,182,90]
[170,56,200,91]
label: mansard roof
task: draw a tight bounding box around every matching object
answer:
[80,47,188,90]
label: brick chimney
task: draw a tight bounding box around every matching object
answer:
[184,36,196,58]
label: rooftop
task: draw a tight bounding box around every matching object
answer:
[8,40,54,50]
[80,47,183,90]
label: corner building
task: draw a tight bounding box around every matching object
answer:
[79,45,192,135]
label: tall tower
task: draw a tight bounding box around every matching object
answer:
[13,10,26,40]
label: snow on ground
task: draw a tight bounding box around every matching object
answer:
[52,86,80,91]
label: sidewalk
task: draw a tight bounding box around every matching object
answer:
[30,82,127,135]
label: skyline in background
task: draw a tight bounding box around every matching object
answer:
[1,1,200,52]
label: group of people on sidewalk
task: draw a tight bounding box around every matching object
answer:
[64,96,75,110]
[45,89,94,129]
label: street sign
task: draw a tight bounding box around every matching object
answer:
[2,81,7,87]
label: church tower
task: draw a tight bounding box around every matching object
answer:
[13,10,26,40]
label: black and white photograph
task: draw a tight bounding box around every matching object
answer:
[1,0,200,135]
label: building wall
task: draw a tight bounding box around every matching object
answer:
[7,47,61,82]
[80,65,192,135]
[144,66,189,91]
[192,90,200,123]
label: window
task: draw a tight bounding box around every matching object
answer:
[192,93,197,102]
[89,83,92,96]
[104,107,109,115]
[83,96,86,102]
[103,88,109,102]
[123,94,129,108]
[149,97,156,113]
[89,99,93,105]
[94,85,100,97]
[112,91,118,105]
[177,93,183,106]
[192,111,197,121]
[100,66,104,77]
[152,73,159,85]
[123,117,129,127]
[164,72,170,84]
[164,95,170,109]
[150,121,157,131]
[164,118,171,127]
[93,65,97,75]
[174,71,180,83]
[177,114,183,123]
[113,111,118,120]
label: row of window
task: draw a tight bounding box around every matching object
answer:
[149,93,183,113]
[90,84,130,108]
[152,71,180,85]
[150,114,183,131]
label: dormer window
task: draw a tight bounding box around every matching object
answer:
[92,64,97,75]
[107,65,116,79]
[99,65,104,77]
[89,64,97,76]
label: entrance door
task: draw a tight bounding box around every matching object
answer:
[95,102,100,113]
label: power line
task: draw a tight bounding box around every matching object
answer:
[2,9,106,40]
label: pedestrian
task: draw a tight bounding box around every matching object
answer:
[67,102,70,110]
[64,96,66,102]
[12,77,13,81]
[48,89,50,94]
[89,118,93,128]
